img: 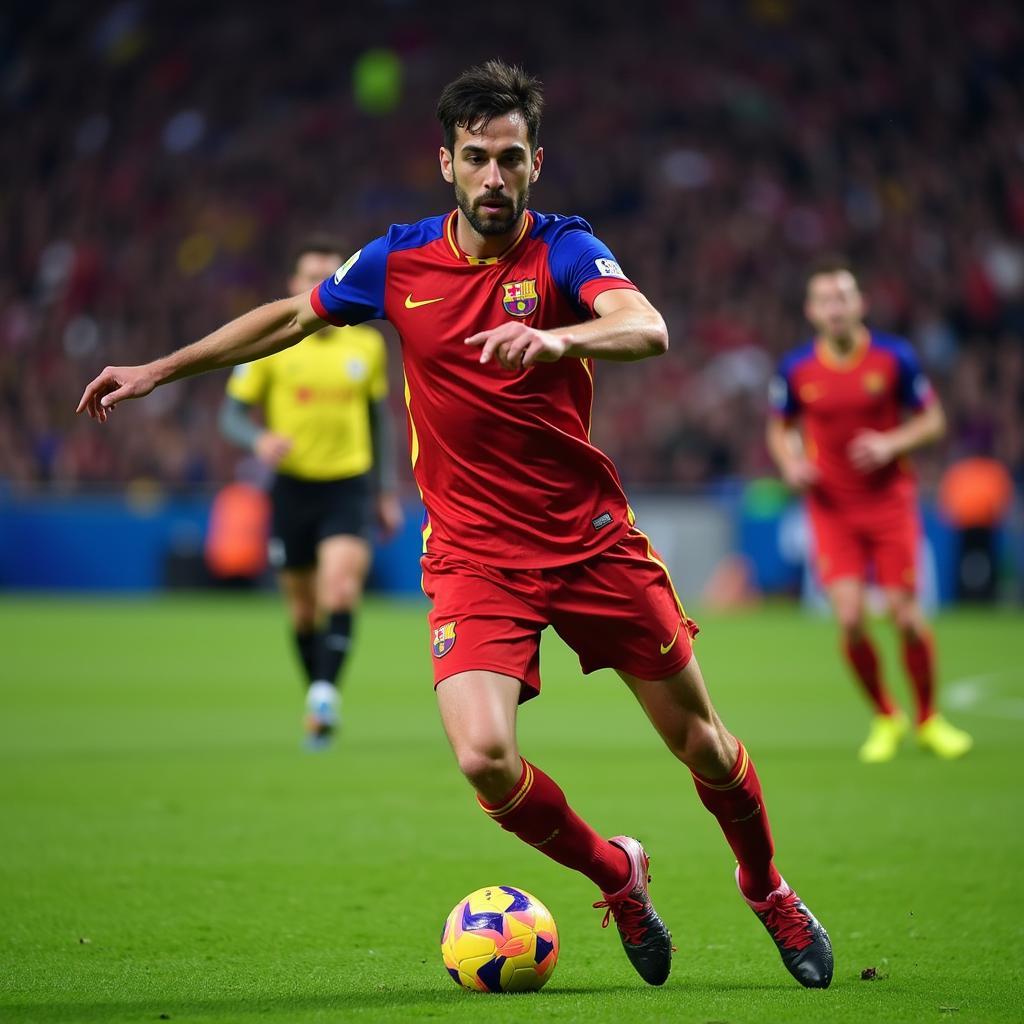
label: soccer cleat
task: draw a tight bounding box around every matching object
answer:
[737,869,833,989]
[304,681,340,750]
[592,836,672,986]
[917,714,973,760]
[858,711,908,763]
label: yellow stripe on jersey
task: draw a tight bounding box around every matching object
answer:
[580,358,595,438]
[403,371,420,470]
[226,324,387,481]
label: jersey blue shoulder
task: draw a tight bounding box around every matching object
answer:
[870,330,931,409]
[769,341,815,416]
[314,215,446,325]
[530,210,632,312]
[530,211,598,243]
[381,214,448,254]
[778,340,816,377]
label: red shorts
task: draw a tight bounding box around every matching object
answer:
[807,494,920,591]
[421,528,698,701]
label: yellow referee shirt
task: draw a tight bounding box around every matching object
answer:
[226,324,388,481]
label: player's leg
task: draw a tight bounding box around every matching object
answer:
[551,529,829,987]
[314,533,371,688]
[620,658,832,989]
[827,577,907,762]
[301,475,374,743]
[874,505,972,758]
[300,533,371,744]
[268,475,321,691]
[435,669,631,896]
[883,587,972,758]
[811,500,905,757]
[423,553,664,982]
[277,567,319,683]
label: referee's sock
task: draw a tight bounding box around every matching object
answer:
[316,610,354,688]
[293,628,318,686]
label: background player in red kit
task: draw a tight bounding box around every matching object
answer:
[78,61,832,988]
[767,260,973,764]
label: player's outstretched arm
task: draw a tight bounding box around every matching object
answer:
[465,289,668,370]
[77,293,325,422]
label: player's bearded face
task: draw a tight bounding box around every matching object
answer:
[452,174,529,237]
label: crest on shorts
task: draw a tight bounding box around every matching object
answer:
[501,278,538,317]
[863,370,886,395]
[432,620,457,658]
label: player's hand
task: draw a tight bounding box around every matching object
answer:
[848,430,895,472]
[782,457,819,491]
[76,365,158,422]
[253,432,293,467]
[375,492,404,541]
[465,323,572,370]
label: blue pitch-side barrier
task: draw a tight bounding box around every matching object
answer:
[0,484,1004,602]
[0,487,429,593]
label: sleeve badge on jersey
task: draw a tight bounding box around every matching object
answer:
[501,278,539,317]
[432,620,457,658]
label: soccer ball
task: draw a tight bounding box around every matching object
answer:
[440,885,559,993]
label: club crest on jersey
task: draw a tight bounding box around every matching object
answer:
[501,278,538,317]
[432,620,457,658]
[862,370,886,395]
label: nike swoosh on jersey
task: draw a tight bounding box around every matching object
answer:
[660,624,681,655]
[404,294,445,309]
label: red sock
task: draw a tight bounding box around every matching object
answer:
[478,759,630,894]
[692,742,781,902]
[901,630,936,725]
[843,635,897,716]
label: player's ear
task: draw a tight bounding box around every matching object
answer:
[439,146,454,184]
[530,145,543,183]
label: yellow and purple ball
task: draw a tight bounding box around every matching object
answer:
[440,885,559,993]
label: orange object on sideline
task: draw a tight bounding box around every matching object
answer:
[937,457,1013,529]
[204,483,271,578]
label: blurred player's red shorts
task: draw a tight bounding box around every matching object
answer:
[421,528,698,701]
[807,491,920,591]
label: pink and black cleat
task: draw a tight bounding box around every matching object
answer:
[593,836,673,986]
[737,868,833,989]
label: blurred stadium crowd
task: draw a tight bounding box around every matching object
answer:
[2,0,1023,492]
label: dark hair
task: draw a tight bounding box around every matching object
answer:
[436,60,543,154]
[290,235,343,274]
[807,254,857,287]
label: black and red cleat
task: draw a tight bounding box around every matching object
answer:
[593,836,673,986]
[737,868,833,989]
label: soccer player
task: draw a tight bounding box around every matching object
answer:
[767,260,973,764]
[218,238,403,747]
[78,61,833,989]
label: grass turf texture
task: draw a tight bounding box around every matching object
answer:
[1,595,1021,1023]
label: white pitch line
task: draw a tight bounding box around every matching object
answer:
[946,671,1024,719]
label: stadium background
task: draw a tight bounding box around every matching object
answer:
[2,0,1023,600]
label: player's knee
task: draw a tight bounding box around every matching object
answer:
[838,610,864,637]
[455,743,519,794]
[886,595,918,633]
[321,573,362,611]
[664,714,722,770]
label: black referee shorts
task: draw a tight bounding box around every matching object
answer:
[268,472,372,570]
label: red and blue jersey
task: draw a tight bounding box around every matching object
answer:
[769,329,935,503]
[310,209,639,568]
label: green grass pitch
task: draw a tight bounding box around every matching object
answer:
[1,594,1021,1023]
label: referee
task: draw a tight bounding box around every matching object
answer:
[219,238,403,747]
